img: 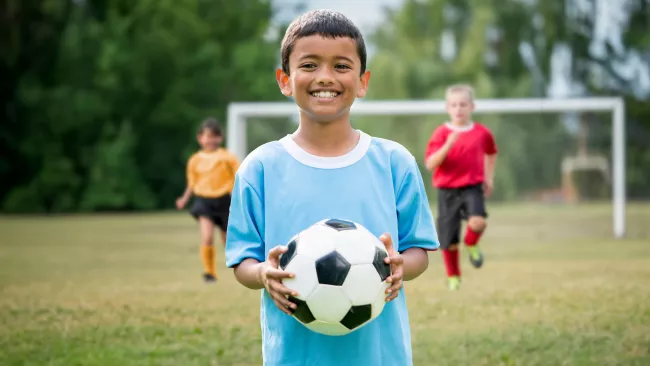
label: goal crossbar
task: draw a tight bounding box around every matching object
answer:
[227,97,626,238]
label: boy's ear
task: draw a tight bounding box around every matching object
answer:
[276,68,292,97]
[356,71,371,98]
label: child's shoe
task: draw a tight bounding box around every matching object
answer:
[468,246,484,268]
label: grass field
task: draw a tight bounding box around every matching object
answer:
[1,203,650,366]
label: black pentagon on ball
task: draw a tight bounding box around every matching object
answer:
[279,239,298,270]
[340,304,372,330]
[323,218,357,231]
[288,296,315,324]
[315,251,351,286]
[373,247,391,282]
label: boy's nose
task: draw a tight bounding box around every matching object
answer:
[315,67,335,85]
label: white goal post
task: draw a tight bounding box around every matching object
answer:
[226,97,626,239]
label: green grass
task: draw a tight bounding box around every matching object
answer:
[1,203,650,366]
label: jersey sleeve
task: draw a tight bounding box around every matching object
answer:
[484,128,498,155]
[225,171,266,268]
[395,156,440,252]
[424,127,446,159]
[229,154,241,175]
[186,154,198,189]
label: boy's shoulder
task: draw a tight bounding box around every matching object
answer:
[220,147,240,161]
[369,136,416,165]
[236,140,286,178]
[472,121,493,133]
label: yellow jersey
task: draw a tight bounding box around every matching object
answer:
[186,148,240,198]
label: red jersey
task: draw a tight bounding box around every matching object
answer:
[425,122,497,188]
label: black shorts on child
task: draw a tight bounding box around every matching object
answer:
[189,194,231,232]
[436,183,487,249]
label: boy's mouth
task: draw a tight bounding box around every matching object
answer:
[310,91,340,98]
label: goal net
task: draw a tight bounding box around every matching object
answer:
[226,98,626,239]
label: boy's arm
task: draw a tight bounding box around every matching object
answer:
[424,131,458,171]
[179,185,192,201]
[395,156,440,281]
[176,157,195,208]
[401,247,429,281]
[233,258,264,289]
[483,128,498,196]
[225,169,267,284]
[485,153,497,183]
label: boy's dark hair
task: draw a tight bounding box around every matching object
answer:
[197,117,222,136]
[281,10,367,75]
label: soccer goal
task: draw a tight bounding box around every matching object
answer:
[226,97,626,239]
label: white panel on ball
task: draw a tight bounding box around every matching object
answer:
[306,285,351,323]
[282,255,319,300]
[341,264,385,306]
[356,224,386,252]
[371,282,390,319]
[305,320,350,336]
[296,225,338,260]
[334,231,376,265]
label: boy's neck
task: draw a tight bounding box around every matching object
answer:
[292,118,359,157]
[450,119,471,127]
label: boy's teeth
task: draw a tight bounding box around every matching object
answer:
[311,91,338,98]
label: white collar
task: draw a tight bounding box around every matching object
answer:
[279,130,371,169]
[445,122,475,132]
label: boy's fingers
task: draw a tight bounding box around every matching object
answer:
[384,255,403,265]
[272,298,293,315]
[385,291,399,302]
[270,281,299,297]
[270,291,297,311]
[268,245,288,265]
[379,233,395,254]
[266,268,295,280]
[386,280,402,295]
[269,245,287,259]
[385,271,403,284]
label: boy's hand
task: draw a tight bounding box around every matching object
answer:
[483,179,494,198]
[258,245,299,315]
[175,197,187,210]
[380,233,403,302]
[446,131,460,146]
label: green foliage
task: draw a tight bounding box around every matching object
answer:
[2,0,285,212]
[81,122,155,211]
[364,0,650,202]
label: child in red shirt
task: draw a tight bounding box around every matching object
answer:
[424,84,498,290]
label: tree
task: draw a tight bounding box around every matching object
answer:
[364,0,650,201]
[2,0,287,212]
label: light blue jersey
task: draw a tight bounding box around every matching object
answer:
[225,130,439,366]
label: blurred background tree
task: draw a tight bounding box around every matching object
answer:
[1,0,289,212]
[1,0,648,213]
[362,0,649,201]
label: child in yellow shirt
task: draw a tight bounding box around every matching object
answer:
[176,118,240,282]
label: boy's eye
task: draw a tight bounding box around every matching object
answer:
[300,63,317,69]
[335,64,351,70]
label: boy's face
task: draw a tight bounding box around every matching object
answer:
[197,130,222,151]
[446,91,474,124]
[276,35,370,124]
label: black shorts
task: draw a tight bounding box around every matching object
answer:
[189,195,231,232]
[436,184,487,249]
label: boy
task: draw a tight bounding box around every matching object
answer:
[176,118,239,282]
[424,84,498,291]
[225,9,439,366]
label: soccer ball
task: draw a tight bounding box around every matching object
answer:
[279,218,391,336]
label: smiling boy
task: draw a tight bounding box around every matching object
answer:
[225,10,439,366]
